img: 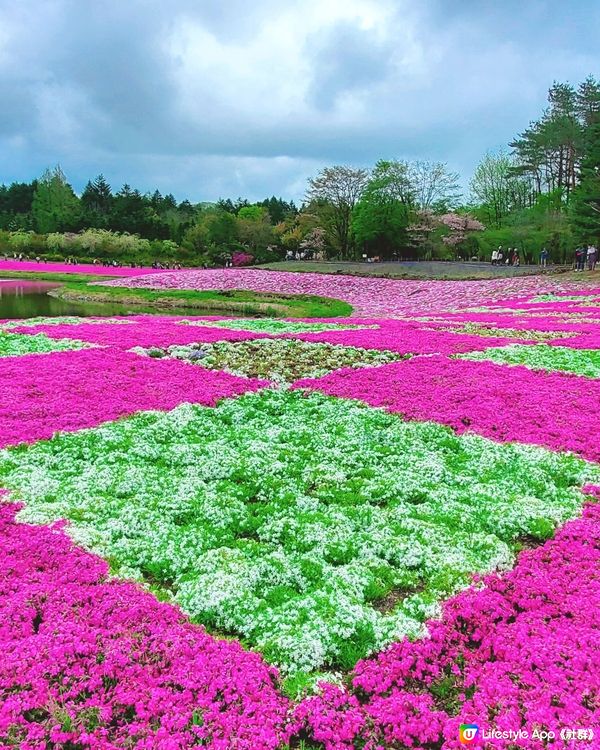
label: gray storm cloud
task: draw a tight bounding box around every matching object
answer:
[0,0,598,200]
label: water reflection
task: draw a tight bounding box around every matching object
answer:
[0,281,215,319]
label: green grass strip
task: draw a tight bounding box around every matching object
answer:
[1,316,133,328]
[61,282,353,318]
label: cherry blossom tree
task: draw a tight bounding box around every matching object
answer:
[440,212,485,246]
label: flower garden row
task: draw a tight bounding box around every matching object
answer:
[102,266,600,317]
[1,270,600,748]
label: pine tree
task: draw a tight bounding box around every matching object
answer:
[576,76,600,128]
[81,174,113,215]
[570,119,600,243]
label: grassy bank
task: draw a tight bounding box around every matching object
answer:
[51,283,353,318]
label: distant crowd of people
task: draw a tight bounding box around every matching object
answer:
[1,253,184,269]
[5,252,50,263]
[574,245,598,271]
[490,245,598,272]
[285,250,312,261]
[150,260,182,270]
[491,246,520,266]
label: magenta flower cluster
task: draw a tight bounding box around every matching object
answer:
[287,318,518,354]
[293,354,600,462]
[0,502,291,749]
[293,502,600,749]
[10,317,268,350]
[0,347,266,448]
[102,267,600,317]
[434,304,600,349]
[231,251,254,267]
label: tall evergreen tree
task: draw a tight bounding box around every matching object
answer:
[0,181,37,229]
[576,76,600,128]
[81,174,113,226]
[570,119,600,243]
[510,77,600,202]
[31,166,80,233]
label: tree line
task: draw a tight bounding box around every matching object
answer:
[1,74,599,266]
[470,75,600,262]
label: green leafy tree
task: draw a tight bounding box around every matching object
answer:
[236,207,276,260]
[182,209,239,265]
[206,210,238,246]
[351,160,413,259]
[31,167,81,233]
[470,152,530,227]
[182,222,211,257]
[274,211,323,255]
[237,205,264,222]
[409,161,462,210]
[8,230,35,251]
[258,196,297,223]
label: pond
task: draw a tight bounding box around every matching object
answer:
[0,281,216,319]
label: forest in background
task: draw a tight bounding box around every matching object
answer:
[1,75,599,267]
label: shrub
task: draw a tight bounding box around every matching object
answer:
[232,251,254,266]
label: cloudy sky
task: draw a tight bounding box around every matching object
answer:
[1,0,598,202]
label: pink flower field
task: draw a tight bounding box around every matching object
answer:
[102,267,600,316]
[1,269,600,749]
[0,347,266,448]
